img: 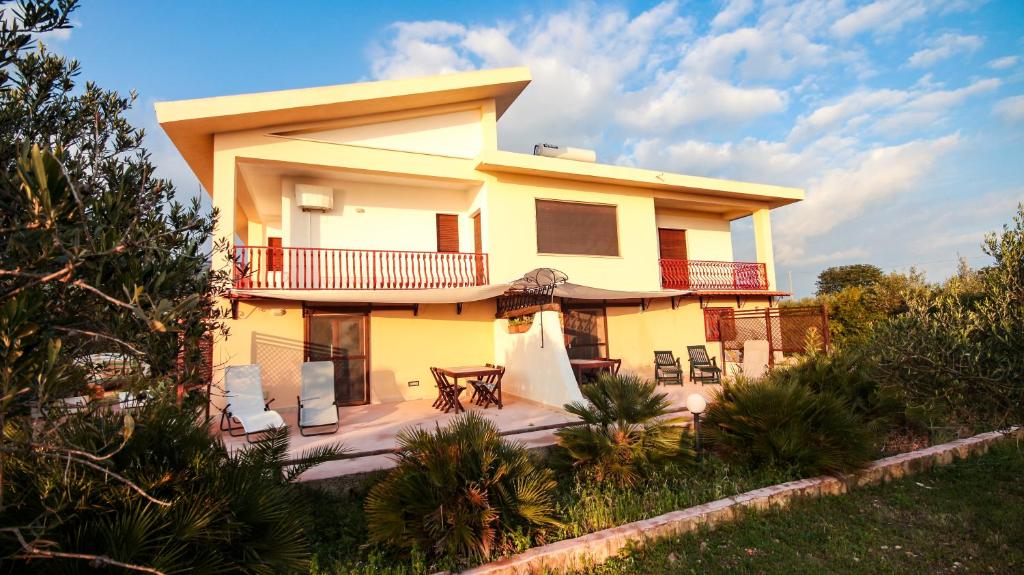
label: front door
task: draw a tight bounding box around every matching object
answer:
[305,313,370,406]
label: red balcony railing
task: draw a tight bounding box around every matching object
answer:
[233,246,489,290]
[660,259,769,290]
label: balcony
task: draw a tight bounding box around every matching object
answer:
[660,259,769,291]
[233,246,489,290]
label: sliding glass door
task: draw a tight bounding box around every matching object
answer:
[305,313,369,406]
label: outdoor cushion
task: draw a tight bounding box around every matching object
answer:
[742,340,770,379]
[299,361,339,428]
[224,364,285,436]
[234,409,286,433]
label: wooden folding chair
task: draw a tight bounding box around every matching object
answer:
[470,365,505,409]
[430,367,464,413]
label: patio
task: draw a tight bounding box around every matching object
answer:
[219,392,577,479]
[216,374,716,480]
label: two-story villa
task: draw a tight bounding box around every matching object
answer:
[156,67,803,419]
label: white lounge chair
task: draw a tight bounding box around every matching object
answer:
[297,361,340,436]
[220,364,286,442]
[740,340,771,379]
[117,390,152,410]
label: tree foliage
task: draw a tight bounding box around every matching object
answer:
[0,3,345,572]
[815,263,884,296]
[864,204,1024,430]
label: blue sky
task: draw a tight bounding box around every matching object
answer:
[48,0,1024,296]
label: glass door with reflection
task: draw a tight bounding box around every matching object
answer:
[305,313,369,406]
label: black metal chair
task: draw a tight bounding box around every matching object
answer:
[654,351,683,386]
[687,345,722,385]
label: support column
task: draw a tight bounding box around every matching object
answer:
[211,136,236,277]
[752,208,777,291]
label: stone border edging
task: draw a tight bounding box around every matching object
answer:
[454,427,1023,575]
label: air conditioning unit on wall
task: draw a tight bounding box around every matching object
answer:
[295,184,334,212]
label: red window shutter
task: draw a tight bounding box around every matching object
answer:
[436,214,460,252]
[658,228,687,260]
[267,237,283,272]
[704,308,735,341]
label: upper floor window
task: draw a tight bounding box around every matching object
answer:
[436,214,460,252]
[535,199,619,256]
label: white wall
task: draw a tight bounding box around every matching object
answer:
[281,177,478,253]
[494,311,585,409]
[654,209,734,261]
[295,109,484,159]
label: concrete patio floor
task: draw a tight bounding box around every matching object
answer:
[218,380,720,481]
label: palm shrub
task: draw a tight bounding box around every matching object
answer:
[555,373,691,486]
[1,393,344,574]
[703,378,875,476]
[768,347,907,436]
[364,412,560,564]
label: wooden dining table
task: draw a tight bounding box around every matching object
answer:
[568,358,619,383]
[438,365,504,410]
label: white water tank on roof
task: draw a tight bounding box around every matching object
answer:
[295,184,334,212]
[533,143,597,163]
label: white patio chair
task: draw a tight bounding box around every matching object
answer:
[220,364,286,442]
[297,361,340,436]
[117,390,152,410]
[740,340,771,379]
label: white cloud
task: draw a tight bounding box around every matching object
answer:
[831,0,930,39]
[788,77,999,141]
[987,55,1020,70]
[907,33,983,68]
[798,247,871,266]
[618,75,788,131]
[993,95,1024,123]
[367,1,1014,286]
[710,0,755,31]
[369,21,471,80]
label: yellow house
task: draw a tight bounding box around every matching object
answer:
[156,67,807,425]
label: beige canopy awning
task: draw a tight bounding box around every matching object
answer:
[232,281,691,305]
[554,283,691,301]
[231,282,513,304]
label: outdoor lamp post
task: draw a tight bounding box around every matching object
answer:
[686,393,707,460]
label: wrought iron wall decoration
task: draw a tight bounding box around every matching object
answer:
[497,268,568,347]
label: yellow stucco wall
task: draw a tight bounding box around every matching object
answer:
[214,300,306,412]
[369,302,495,403]
[606,297,772,382]
[213,299,496,409]
[484,173,665,290]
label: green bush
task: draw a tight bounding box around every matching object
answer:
[862,205,1024,431]
[704,378,875,476]
[1,394,343,574]
[364,412,560,565]
[555,373,691,486]
[768,348,907,435]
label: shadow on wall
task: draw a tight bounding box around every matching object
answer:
[252,332,305,408]
[369,368,408,404]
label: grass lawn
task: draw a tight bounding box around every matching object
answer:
[581,441,1024,575]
